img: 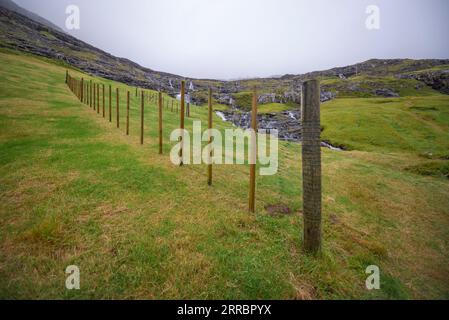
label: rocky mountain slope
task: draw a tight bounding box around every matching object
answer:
[0,0,63,32]
[1,2,448,110]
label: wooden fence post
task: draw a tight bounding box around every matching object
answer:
[97,83,100,114]
[90,80,93,108]
[207,88,213,186]
[180,81,185,166]
[140,91,144,145]
[187,102,190,117]
[301,79,322,253]
[65,70,68,84]
[93,83,96,111]
[158,91,163,154]
[116,88,120,128]
[248,88,258,213]
[109,85,112,122]
[82,80,85,104]
[102,84,105,117]
[126,91,130,135]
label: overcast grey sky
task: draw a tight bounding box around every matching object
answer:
[13,0,449,79]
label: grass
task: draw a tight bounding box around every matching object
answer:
[321,75,439,98]
[0,50,448,299]
[204,102,293,114]
[321,96,449,158]
[258,103,292,113]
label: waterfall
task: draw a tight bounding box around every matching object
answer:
[287,111,296,120]
[215,111,228,122]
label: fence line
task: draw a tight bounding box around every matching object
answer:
[64,70,323,252]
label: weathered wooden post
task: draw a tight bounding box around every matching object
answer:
[207,88,213,186]
[65,70,68,84]
[102,84,105,118]
[158,91,163,154]
[126,91,130,135]
[93,83,96,111]
[116,88,120,128]
[248,88,258,213]
[140,91,144,145]
[97,83,100,114]
[187,102,190,117]
[179,80,185,166]
[90,80,93,108]
[135,87,138,97]
[109,85,112,122]
[81,78,84,103]
[301,79,322,254]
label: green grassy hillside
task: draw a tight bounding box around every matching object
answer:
[1,50,448,299]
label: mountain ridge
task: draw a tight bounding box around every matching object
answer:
[0,0,63,32]
[1,3,448,103]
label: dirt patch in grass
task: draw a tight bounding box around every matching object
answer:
[264,203,292,216]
